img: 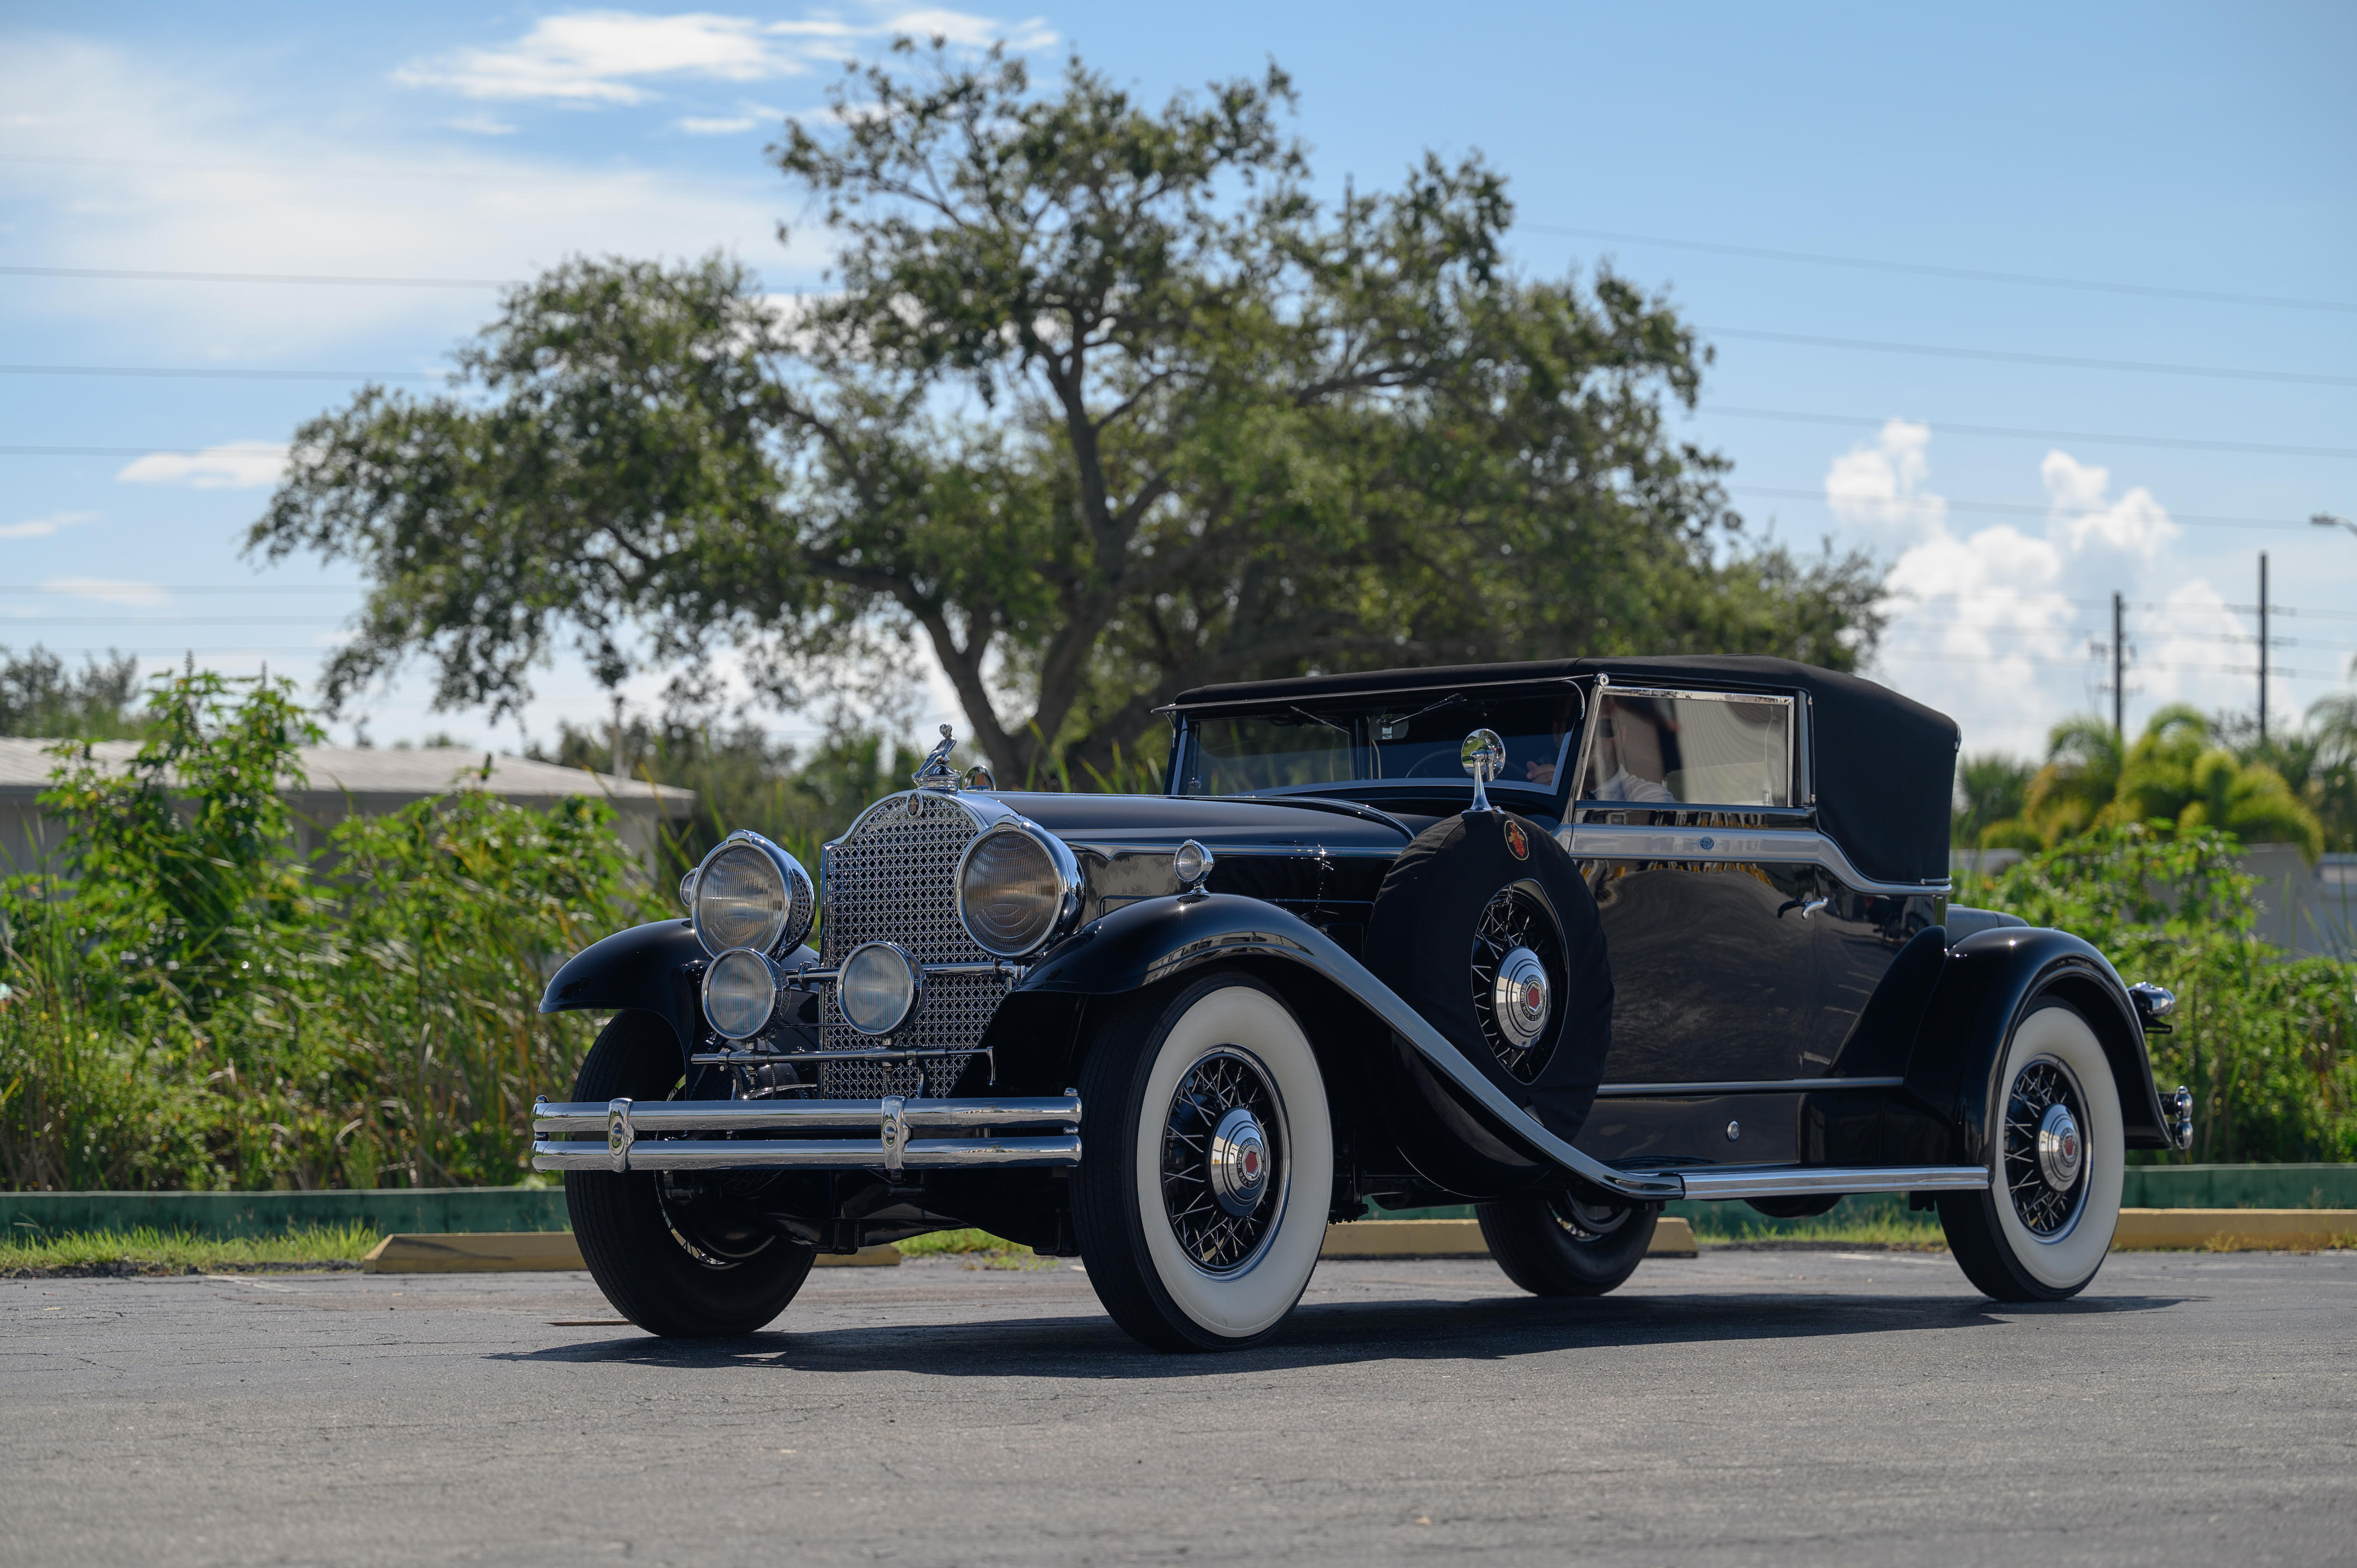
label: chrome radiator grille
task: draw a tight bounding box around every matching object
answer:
[817,792,1008,1098]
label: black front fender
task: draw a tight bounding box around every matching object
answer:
[1015,893,1682,1203]
[1905,926,2171,1162]
[539,918,707,1051]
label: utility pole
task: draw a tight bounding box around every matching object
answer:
[2257,552,2269,743]
[2111,591,2126,742]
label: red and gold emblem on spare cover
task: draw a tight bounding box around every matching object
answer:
[1503,819,1529,860]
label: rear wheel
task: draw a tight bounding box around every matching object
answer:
[1477,1192,1659,1296]
[1938,1000,2123,1302]
[1072,971,1334,1352]
[564,1011,816,1336]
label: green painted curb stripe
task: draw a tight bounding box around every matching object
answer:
[2,1186,570,1239]
[8,1164,2356,1239]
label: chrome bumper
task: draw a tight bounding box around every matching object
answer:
[530,1093,1081,1175]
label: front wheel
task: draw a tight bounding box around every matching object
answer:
[1477,1192,1659,1296]
[1938,999,2124,1302]
[564,1011,816,1336]
[1072,971,1335,1352]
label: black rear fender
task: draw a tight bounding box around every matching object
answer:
[1905,926,2171,1162]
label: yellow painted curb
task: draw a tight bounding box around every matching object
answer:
[2110,1208,2357,1252]
[1318,1215,1697,1259]
[360,1233,902,1273]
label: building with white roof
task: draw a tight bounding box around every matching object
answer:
[0,740,695,876]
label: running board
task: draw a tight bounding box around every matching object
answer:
[1644,1164,1991,1202]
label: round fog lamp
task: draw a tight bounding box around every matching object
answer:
[702,948,779,1040]
[838,941,921,1037]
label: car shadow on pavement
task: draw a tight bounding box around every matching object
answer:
[489,1288,2187,1377]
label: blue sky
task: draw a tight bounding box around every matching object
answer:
[3,2,2352,761]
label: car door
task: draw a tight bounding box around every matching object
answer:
[1560,684,1819,1087]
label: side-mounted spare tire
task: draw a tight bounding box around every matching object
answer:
[1363,810,1613,1144]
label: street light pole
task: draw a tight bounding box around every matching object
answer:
[2112,590,2125,742]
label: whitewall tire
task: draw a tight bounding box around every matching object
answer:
[1939,1000,2124,1302]
[1073,971,1334,1351]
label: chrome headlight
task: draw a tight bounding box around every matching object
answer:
[702,947,780,1040]
[955,823,1080,958]
[690,831,815,958]
[838,941,922,1037]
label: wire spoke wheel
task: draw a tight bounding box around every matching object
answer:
[2003,1055,2090,1239]
[1549,1194,1633,1240]
[1470,881,1568,1082]
[1160,1048,1285,1275]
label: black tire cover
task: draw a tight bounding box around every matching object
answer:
[1363,810,1612,1143]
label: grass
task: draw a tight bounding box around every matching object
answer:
[893,1227,1062,1269]
[1681,1196,1949,1250]
[1,1222,380,1276]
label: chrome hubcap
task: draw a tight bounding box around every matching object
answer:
[1207,1106,1270,1217]
[2036,1102,2083,1191]
[1492,947,1551,1050]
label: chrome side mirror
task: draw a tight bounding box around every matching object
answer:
[1461,727,1506,815]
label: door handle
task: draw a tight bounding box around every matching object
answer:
[1799,896,1829,920]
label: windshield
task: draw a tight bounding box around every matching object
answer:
[1175,688,1583,797]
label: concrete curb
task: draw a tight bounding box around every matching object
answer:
[2112,1208,2357,1251]
[360,1233,902,1273]
[1318,1216,1698,1259]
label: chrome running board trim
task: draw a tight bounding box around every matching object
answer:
[1594,1076,1906,1098]
[529,1093,1081,1174]
[1652,1163,1990,1201]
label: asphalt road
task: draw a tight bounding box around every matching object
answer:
[3,1247,2352,1567]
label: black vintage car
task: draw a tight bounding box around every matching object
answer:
[532,655,2191,1350]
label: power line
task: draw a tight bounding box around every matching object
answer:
[0,585,363,596]
[0,151,767,189]
[0,265,506,289]
[1730,483,2315,532]
[1703,406,2357,461]
[0,363,445,382]
[0,616,346,626]
[1870,649,2336,679]
[1700,326,2357,389]
[1527,223,2357,315]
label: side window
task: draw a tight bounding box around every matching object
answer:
[1581,691,1793,807]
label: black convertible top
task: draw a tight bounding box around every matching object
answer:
[1170,656,1960,885]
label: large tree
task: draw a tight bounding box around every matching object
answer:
[253,44,1881,780]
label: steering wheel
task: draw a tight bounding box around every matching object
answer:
[1400,747,1466,778]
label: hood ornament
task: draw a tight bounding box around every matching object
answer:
[912,724,961,791]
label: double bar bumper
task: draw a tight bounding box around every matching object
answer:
[530,1093,1082,1175]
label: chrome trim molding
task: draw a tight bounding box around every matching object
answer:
[531,1093,1083,1174]
[1556,821,1952,898]
[1593,1076,1906,1098]
[1658,1163,1990,1201]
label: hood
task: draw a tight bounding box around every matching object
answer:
[989,791,1411,855]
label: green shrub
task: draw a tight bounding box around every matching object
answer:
[0,667,656,1191]
[1965,824,2357,1163]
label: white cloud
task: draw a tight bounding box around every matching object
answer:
[0,510,96,540]
[1825,418,1946,542]
[2040,450,2178,560]
[117,440,291,490]
[395,8,1056,107]
[676,111,766,134]
[0,37,812,357]
[440,113,518,136]
[42,578,165,609]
